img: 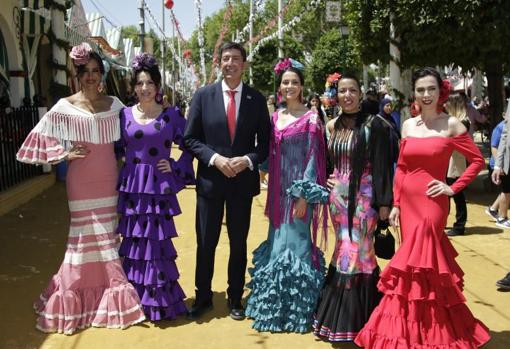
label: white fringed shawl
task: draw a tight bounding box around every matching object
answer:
[32,97,123,144]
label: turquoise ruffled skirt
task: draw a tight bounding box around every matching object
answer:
[246,219,325,333]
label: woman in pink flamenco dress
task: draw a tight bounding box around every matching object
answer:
[355,67,491,348]
[16,43,145,334]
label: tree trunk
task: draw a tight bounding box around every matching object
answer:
[389,13,401,102]
[485,54,504,131]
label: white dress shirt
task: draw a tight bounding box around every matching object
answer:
[222,80,243,120]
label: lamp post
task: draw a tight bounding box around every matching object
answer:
[139,0,145,52]
[161,1,166,93]
[249,0,254,84]
[278,0,283,59]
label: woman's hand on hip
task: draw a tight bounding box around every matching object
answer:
[426,179,454,197]
[326,174,339,190]
[157,159,172,173]
[66,144,90,161]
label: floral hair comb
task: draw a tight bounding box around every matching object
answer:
[69,42,92,66]
[274,58,304,75]
[131,53,158,71]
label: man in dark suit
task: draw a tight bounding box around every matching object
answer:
[183,42,270,320]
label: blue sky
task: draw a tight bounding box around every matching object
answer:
[81,0,225,39]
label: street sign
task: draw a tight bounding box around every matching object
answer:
[326,1,341,23]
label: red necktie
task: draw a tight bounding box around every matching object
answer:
[227,90,237,142]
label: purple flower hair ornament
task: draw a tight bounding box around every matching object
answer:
[131,53,158,71]
[273,58,304,75]
[69,42,92,66]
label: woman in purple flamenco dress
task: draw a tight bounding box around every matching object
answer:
[116,53,195,321]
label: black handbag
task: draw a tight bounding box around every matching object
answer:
[374,219,395,259]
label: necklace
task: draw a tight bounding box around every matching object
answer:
[136,103,159,119]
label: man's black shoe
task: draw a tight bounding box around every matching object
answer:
[496,272,510,290]
[446,229,464,237]
[186,299,213,320]
[227,299,245,320]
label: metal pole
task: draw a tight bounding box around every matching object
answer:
[139,0,145,52]
[177,25,182,83]
[389,11,401,102]
[249,0,253,85]
[172,21,176,106]
[363,64,369,93]
[162,1,166,93]
[278,0,283,58]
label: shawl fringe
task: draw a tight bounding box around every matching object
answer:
[32,98,123,144]
[33,110,120,144]
[265,111,329,262]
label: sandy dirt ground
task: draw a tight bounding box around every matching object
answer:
[1,176,509,349]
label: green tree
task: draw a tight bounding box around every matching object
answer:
[251,37,305,95]
[187,1,250,82]
[121,26,162,63]
[343,0,510,126]
[186,0,331,85]
[121,25,141,47]
[306,29,361,93]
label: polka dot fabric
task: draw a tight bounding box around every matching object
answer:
[116,106,195,321]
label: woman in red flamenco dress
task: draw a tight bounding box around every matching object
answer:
[355,67,491,349]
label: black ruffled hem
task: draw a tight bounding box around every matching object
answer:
[313,265,382,342]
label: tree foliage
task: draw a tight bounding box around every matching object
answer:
[251,37,305,95]
[184,0,356,91]
[306,29,361,94]
[121,25,162,63]
[343,0,510,124]
[344,0,510,69]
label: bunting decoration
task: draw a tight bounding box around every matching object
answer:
[234,0,266,43]
[248,0,324,61]
[194,0,207,86]
[208,1,234,83]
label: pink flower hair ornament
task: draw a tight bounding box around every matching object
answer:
[69,42,93,66]
[274,58,304,75]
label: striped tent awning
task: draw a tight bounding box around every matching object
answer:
[19,0,51,98]
[65,25,90,47]
[0,29,9,82]
[20,0,51,37]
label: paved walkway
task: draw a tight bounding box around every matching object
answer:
[1,178,509,349]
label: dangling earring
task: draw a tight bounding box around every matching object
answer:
[410,101,420,117]
[155,90,163,104]
[277,89,285,103]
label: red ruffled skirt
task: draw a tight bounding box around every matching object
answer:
[354,217,490,348]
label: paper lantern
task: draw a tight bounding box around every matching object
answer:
[164,0,174,9]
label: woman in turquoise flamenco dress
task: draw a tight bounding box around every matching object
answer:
[246,61,329,333]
